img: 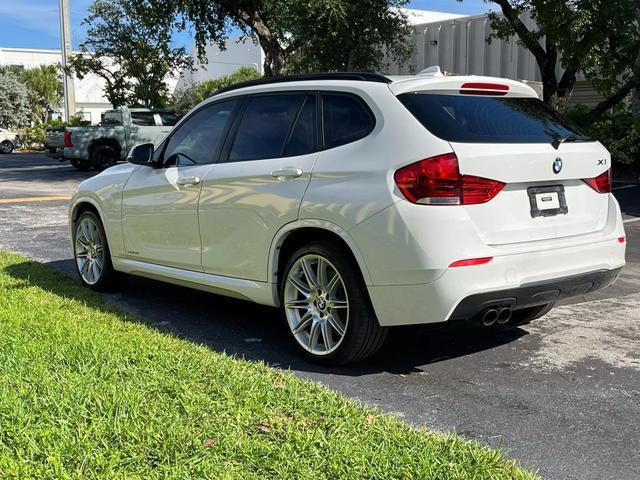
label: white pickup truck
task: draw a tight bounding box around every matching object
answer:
[45,107,179,170]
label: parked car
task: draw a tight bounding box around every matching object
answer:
[46,107,179,170]
[68,71,626,365]
[0,128,22,154]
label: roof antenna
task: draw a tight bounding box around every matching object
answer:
[417,66,444,77]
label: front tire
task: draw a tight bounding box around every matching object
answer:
[0,140,14,154]
[73,211,119,291]
[280,242,387,365]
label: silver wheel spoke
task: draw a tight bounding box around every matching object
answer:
[285,298,309,309]
[326,273,340,295]
[288,275,310,296]
[327,314,345,337]
[292,311,313,334]
[320,320,333,351]
[316,257,326,289]
[330,300,348,309]
[308,320,320,351]
[300,259,317,289]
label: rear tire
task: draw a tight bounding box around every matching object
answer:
[510,302,555,326]
[73,211,121,291]
[90,144,118,170]
[280,241,387,365]
[70,158,91,171]
[0,140,14,154]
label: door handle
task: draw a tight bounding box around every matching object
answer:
[176,176,201,186]
[270,167,303,180]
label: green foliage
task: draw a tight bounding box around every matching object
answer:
[281,0,413,73]
[151,0,413,75]
[19,124,46,150]
[471,0,640,112]
[69,0,194,108]
[171,66,261,115]
[20,65,63,124]
[567,106,640,170]
[0,251,538,479]
[0,72,31,128]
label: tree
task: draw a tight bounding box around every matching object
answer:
[0,72,31,128]
[21,65,63,124]
[171,66,261,115]
[148,0,412,76]
[467,0,640,114]
[69,0,194,107]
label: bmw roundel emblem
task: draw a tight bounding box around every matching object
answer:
[553,157,563,174]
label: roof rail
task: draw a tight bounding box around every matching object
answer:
[213,72,392,96]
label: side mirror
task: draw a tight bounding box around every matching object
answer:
[127,143,155,165]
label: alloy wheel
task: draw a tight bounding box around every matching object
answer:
[75,217,105,285]
[284,254,349,356]
[0,141,13,153]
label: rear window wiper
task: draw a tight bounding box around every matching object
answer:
[550,133,593,150]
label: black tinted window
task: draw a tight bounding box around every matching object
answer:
[322,94,374,149]
[284,95,316,156]
[163,100,238,166]
[229,94,305,162]
[398,93,585,143]
[158,112,180,126]
[131,112,156,126]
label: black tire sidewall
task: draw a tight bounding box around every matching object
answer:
[279,241,384,365]
[73,211,116,291]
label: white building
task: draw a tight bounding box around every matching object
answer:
[0,47,111,124]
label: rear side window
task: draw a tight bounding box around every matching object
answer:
[322,94,374,149]
[229,94,305,162]
[131,112,156,126]
[398,93,584,144]
[158,112,180,126]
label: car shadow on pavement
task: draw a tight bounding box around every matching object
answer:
[6,258,528,377]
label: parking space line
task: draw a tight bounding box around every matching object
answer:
[613,185,638,191]
[0,195,72,204]
[623,217,640,224]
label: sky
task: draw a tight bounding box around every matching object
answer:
[0,0,491,51]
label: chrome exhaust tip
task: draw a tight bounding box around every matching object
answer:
[497,307,512,325]
[482,308,499,327]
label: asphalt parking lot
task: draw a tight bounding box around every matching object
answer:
[1,153,639,479]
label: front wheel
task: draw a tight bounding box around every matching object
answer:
[73,211,120,291]
[280,242,387,365]
[0,140,14,154]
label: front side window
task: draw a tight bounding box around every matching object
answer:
[228,94,306,162]
[322,94,374,149]
[397,93,586,144]
[163,100,238,166]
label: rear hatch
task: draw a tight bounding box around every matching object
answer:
[397,89,611,245]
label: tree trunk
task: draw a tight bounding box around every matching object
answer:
[238,9,286,76]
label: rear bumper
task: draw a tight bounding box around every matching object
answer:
[448,267,622,320]
[46,147,64,159]
[367,235,625,326]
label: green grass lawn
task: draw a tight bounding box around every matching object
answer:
[0,251,538,479]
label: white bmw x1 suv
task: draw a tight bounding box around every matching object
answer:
[69,72,626,364]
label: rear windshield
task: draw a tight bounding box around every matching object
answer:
[398,93,585,144]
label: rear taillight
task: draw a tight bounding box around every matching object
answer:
[449,257,493,268]
[582,169,611,193]
[394,153,505,205]
[64,131,73,148]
